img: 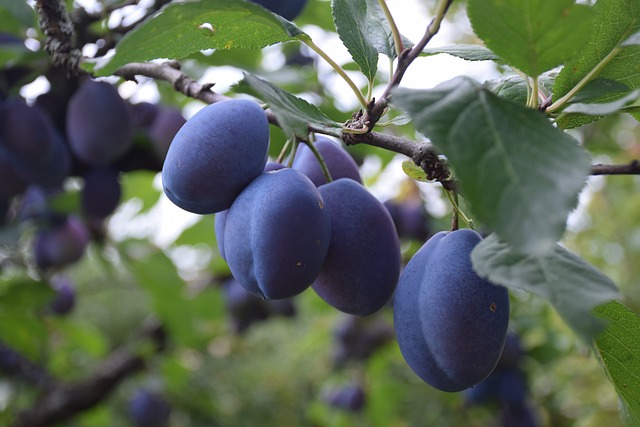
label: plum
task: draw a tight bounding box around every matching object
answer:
[148,106,186,162]
[34,215,90,269]
[162,98,269,214]
[393,229,510,392]
[292,137,361,186]
[66,79,133,166]
[223,168,330,299]
[312,179,400,315]
[81,168,121,218]
[129,389,171,427]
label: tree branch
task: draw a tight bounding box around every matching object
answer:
[34,0,84,76]
[347,0,454,132]
[11,321,165,427]
[591,160,640,175]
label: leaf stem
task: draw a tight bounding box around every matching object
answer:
[527,75,539,109]
[300,36,369,109]
[377,0,403,58]
[445,190,475,230]
[546,47,622,114]
[303,139,333,183]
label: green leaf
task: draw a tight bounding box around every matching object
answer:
[401,160,429,183]
[393,77,590,254]
[0,277,52,360]
[569,78,630,104]
[238,73,340,140]
[331,0,379,81]
[483,73,556,105]
[553,0,640,126]
[563,89,640,116]
[95,0,305,76]
[0,0,35,36]
[594,301,640,426]
[471,234,620,340]
[556,45,640,128]
[422,44,500,62]
[467,0,594,77]
[121,170,161,213]
[363,0,413,59]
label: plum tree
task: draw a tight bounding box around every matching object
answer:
[292,137,362,186]
[223,168,331,299]
[312,179,400,315]
[66,79,133,166]
[162,98,269,214]
[394,229,510,392]
[250,0,308,20]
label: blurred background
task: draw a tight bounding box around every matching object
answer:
[1,0,639,426]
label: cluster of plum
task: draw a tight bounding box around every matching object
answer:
[0,76,185,314]
[162,98,401,317]
[162,97,513,394]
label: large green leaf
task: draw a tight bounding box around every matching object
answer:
[553,0,640,127]
[467,0,594,77]
[331,0,379,81]
[238,73,341,140]
[471,234,620,340]
[96,0,305,76]
[393,77,590,254]
[594,301,640,426]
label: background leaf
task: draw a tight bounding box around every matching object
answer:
[238,73,340,140]
[393,77,590,254]
[127,247,217,349]
[594,301,640,426]
[467,0,593,77]
[553,0,640,128]
[363,0,413,59]
[563,90,640,116]
[331,0,378,81]
[471,234,620,340]
[96,0,305,76]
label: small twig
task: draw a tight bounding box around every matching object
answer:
[591,160,640,175]
[352,0,454,131]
